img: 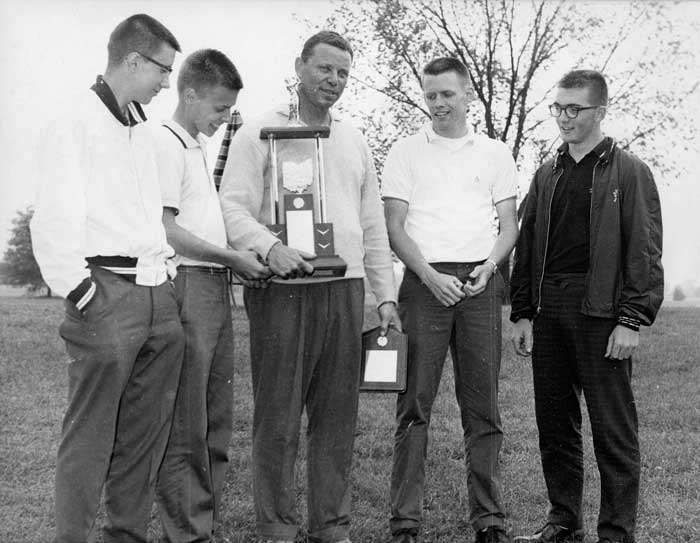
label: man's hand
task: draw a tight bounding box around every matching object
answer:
[511,318,533,357]
[422,268,465,307]
[378,301,402,335]
[605,325,639,360]
[227,250,271,281]
[266,243,316,278]
[232,272,269,289]
[462,262,495,297]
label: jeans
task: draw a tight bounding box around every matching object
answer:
[157,267,234,542]
[390,263,506,535]
[532,277,639,543]
[244,279,365,543]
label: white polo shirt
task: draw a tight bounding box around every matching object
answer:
[381,124,518,263]
[153,119,228,268]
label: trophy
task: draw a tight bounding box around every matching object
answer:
[259,87,347,278]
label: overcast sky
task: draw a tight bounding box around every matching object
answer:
[0,0,698,289]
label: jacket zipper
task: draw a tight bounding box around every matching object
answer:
[586,158,602,292]
[535,167,563,315]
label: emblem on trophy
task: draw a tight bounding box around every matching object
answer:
[259,89,347,278]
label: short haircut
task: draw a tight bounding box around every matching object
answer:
[107,13,181,66]
[558,69,608,106]
[177,49,243,95]
[300,31,353,62]
[422,57,470,86]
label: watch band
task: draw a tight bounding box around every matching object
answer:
[485,258,498,274]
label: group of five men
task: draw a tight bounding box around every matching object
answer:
[31,12,663,543]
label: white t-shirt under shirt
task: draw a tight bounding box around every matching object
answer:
[381,124,518,263]
[153,119,228,268]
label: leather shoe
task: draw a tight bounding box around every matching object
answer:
[476,526,510,543]
[392,530,418,543]
[514,523,584,542]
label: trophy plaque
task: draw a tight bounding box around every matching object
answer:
[260,124,347,278]
[359,326,408,393]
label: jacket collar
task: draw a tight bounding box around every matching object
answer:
[553,136,615,172]
[90,75,147,127]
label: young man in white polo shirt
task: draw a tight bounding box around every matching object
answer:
[152,49,270,542]
[31,14,184,543]
[382,57,519,543]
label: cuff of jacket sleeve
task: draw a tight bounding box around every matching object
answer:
[617,314,640,332]
[67,277,97,311]
[510,308,535,323]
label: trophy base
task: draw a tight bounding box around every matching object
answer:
[310,254,347,278]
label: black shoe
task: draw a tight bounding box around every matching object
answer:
[475,526,510,543]
[392,529,418,543]
[514,523,584,542]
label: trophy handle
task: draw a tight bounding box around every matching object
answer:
[316,135,328,223]
[267,135,280,225]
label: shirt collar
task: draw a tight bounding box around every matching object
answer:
[90,75,146,127]
[162,119,202,149]
[273,103,340,125]
[422,123,475,146]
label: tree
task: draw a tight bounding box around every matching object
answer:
[672,285,686,301]
[323,0,699,182]
[0,207,51,296]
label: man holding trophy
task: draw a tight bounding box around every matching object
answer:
[219,31,401,543]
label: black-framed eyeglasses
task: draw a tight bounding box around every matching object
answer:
[549,103,601,119]
[137,52,172,74]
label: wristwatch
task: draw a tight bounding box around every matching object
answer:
[485,259,498,274]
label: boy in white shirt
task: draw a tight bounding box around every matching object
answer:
[382,57,519,543]
[152,48,270,542]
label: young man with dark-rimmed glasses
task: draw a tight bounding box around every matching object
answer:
[510,70,664,543]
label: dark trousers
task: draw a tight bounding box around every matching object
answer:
[532,278,639,543]
[157,268,235,543]
[55,266,184,543]
[390,264,506,535]
[243,279,364,543]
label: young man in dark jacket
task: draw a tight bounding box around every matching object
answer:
[510,70,663,543]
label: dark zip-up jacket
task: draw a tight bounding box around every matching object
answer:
[510,139,664,326]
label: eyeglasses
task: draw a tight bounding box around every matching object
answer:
[549,103,601,119]
[137,52,172,74]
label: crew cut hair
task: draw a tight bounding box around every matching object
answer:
[300,31,353,62]
[422,57,470,82]
[107,13,181,66]
[558,69,608,106]
[177,49,243,95]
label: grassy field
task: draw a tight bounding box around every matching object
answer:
[0,297,698,543]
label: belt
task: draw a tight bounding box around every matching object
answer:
[86,255,137,283]
[178,265,228,275]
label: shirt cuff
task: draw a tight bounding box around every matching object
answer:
[617,314,640,332]
[510,308,535,323]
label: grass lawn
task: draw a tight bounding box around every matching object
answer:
[0,297,698,542]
